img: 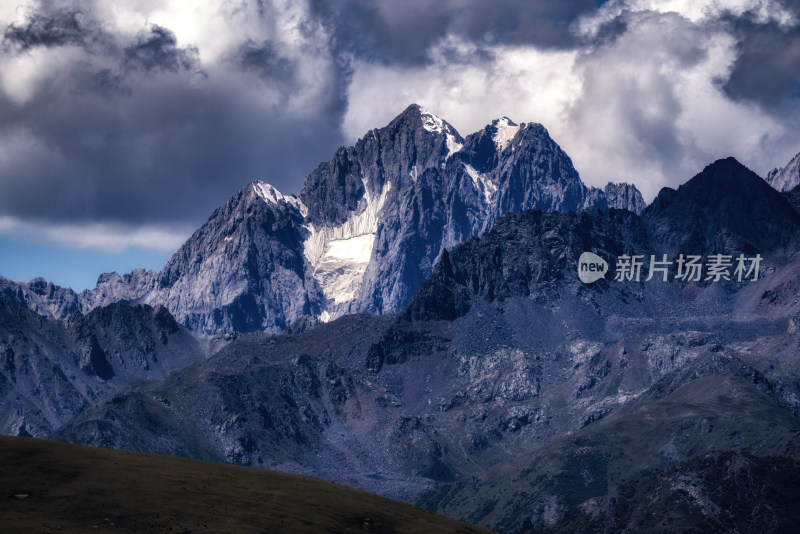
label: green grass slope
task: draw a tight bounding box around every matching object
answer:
[0,436,493,534]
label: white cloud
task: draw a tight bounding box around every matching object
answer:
[344,36,580,143]
[640,0,796,25]
[0,0,336,109]
[344,3,800,202]
[0,216,190,252]
[581,0,797,30]
[564,10,789,199]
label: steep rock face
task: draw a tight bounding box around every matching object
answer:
[300,105,462,227]
[143,183,315,334]
[0,269,158,322]
[298,105,463,319]
[0,300,204,437]
[69,303,203,377]
[407,208,648,323]
[79,268,158,311]
[767,149,800,192]
[0,300,90,437]
[481,120,586,217]
[436,118,587,252]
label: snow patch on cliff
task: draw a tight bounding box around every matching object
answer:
[493,117,520,152]
[446,133,463,159]
[420,107,445,134]
[464,163,498,204]
[304,180,392,310]
[252,181,307,215]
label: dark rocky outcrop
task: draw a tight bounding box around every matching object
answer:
[643,157,800,254]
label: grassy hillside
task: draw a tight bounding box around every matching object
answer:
[0,436,493,533]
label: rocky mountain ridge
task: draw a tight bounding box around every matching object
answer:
[0,300,206,437]
[0,105,645,335]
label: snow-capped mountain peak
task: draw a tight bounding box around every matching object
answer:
[419,106,447,134]
[417,106,463,160]
[492,117,521,151]
[252,180,306,215]
[47,105,645,335]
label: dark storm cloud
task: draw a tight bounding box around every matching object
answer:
[123,25,198,73]
[0,73,346,224]
[3,9,96,50]
[0,0,600,235]
[309,0,597,65]
[238,39,296,87]
[721,14,800,110]
[0,3,349,230]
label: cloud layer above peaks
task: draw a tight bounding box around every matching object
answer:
[0,0,799,251]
